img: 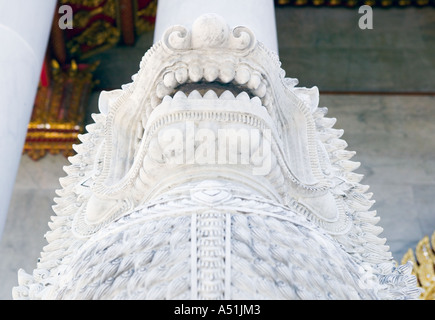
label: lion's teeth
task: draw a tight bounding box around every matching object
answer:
[203,90,218,99]
[162,95,172,104]
[235,66,251,85]
[189,63,203,82]
[173,91,187,100]
[251,96,262,107]
[175,67,188,84]
[204,64,219,82]
[255,82,267,98]
[152,64,271,119]
[188,90,202,99]
[163,72,177,88]
[236,92,250,101]
[219,90,235,100]
[219,65,235,83]
[247,72,261,90]
[156,81,171,99]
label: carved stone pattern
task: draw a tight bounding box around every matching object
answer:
[12,14,422,300]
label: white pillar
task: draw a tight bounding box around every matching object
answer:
[0,0,57,237]
[153,0,278,55]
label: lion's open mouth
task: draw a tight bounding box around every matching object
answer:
[93,15,329,205]
[136,85,279,193]
[140,58,276,126]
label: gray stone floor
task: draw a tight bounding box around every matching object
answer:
[276,7,435,93]
[1,6,434,299]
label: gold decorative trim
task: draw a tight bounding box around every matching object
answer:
[133,0,157,35]
[402,231,435,300]
[61,0,121,60]
[24,60,99,160]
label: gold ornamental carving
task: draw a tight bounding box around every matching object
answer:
[24,60,99,160]
[402,231,435,300]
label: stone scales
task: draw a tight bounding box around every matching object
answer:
[13,14,421,300]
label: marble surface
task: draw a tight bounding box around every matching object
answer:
[0,6,434,299]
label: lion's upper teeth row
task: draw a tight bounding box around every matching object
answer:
[151,63,268,108]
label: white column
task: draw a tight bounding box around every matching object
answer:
[153,0,278,55]
[0,0,57,237]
